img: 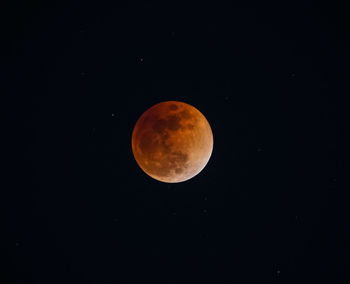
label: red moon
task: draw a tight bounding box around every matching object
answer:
[131,101,213,183]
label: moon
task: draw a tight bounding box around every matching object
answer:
[131,101,213,183]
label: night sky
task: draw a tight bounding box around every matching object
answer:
[2,1,345,283]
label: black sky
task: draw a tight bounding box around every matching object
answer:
[2,1,345,283]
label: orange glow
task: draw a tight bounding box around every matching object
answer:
[132,101,213,183]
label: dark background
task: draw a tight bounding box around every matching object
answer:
[1,1,344,283]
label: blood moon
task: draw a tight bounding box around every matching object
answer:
[131,101,213,183]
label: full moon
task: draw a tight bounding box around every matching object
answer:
[131,101,213,183]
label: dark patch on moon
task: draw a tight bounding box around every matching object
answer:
[139,131,160,155]
[178,109,192,120]
[167,115,181,131]
[169,104,179,110]
[152,115,182,133]
[152,118,167,133]
[160,131,172,154]
[171,151,188,164]
[186,124,195,130]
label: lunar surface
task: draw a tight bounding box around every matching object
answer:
[131,101,213,183]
